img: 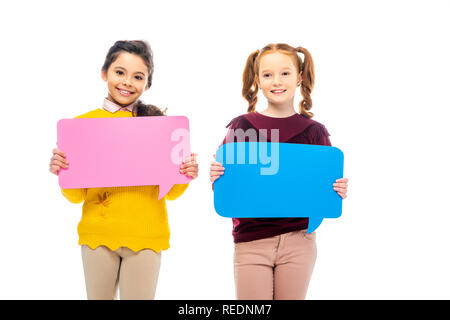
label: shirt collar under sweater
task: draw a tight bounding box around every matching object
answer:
[102,98,137,113]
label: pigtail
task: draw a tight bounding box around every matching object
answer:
[132,100,144,117]
[296,46,315,119]
[132,100,166,117]
[242,50,260,113]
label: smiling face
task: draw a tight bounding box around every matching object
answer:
[101,51,150,107]
[256,51,302,109]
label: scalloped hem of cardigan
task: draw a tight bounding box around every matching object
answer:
[78,234,170,253]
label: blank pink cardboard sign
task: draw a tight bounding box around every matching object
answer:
[57,116,191,200]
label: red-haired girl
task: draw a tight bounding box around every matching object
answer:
[210,43,348,300]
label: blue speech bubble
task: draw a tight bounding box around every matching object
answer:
[214,142,344,233]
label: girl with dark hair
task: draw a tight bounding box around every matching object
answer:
[210,43,348,300]
[49,40,198,300]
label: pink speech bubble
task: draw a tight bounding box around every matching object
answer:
[57,116,191,200]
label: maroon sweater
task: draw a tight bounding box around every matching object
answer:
[220,112,332,243]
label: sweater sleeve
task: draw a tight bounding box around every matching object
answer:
[61,188,87,204]
[307,123,332,146]
[165,183,189,201]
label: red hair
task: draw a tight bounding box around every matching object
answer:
[242,43,315,118]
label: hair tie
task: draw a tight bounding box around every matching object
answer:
[251,50,259,67]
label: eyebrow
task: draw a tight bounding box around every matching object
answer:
[113,66,147,76]
[261,67,295,73]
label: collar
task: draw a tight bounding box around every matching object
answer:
[102,98,137,113]
[227,112,316,143]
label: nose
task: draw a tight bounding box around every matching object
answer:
[123,76,132,87]
[273,74,281,86]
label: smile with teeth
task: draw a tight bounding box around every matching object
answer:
[117,88,135,97]
[271,89,286,94]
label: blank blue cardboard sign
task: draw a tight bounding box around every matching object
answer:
[214,142,344,233]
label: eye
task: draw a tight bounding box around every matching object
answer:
[116,70,124,76]
[282,71,290,76]
[263,73,271,78]
[135,75,143,81]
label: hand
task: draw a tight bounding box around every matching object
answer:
[333,178,348,199]
[49,148,68,176]
[210,154,225,183]
[180,153,198,179]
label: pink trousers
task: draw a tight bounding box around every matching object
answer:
[234,230,317,300]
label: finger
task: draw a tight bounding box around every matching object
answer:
[186,172,198,179]
[210,171,224,178]
[333,182,347,188]
[333,186,347,193]
[50,158,68,167]
[52,154,69,164]
[182,159,197,167]
[182,158,196,165]
[181,167,199,176]
[210,176,220,183]
[337,192,347,199]
[181,159,199,166]
[210,171,225,177]
[50,159,68,168]
[49,165,60,175]
[210,162,224,168]
[181,162,199,170]
[336,178,348,183]
[183,153,198,163]
[52,148,66,158]
[181,166,199,174]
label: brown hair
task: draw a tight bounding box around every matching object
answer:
[102,40,154,89]
[132,100,167,117]
[242,43,315,118]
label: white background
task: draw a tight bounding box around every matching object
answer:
[0,0,449,299]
